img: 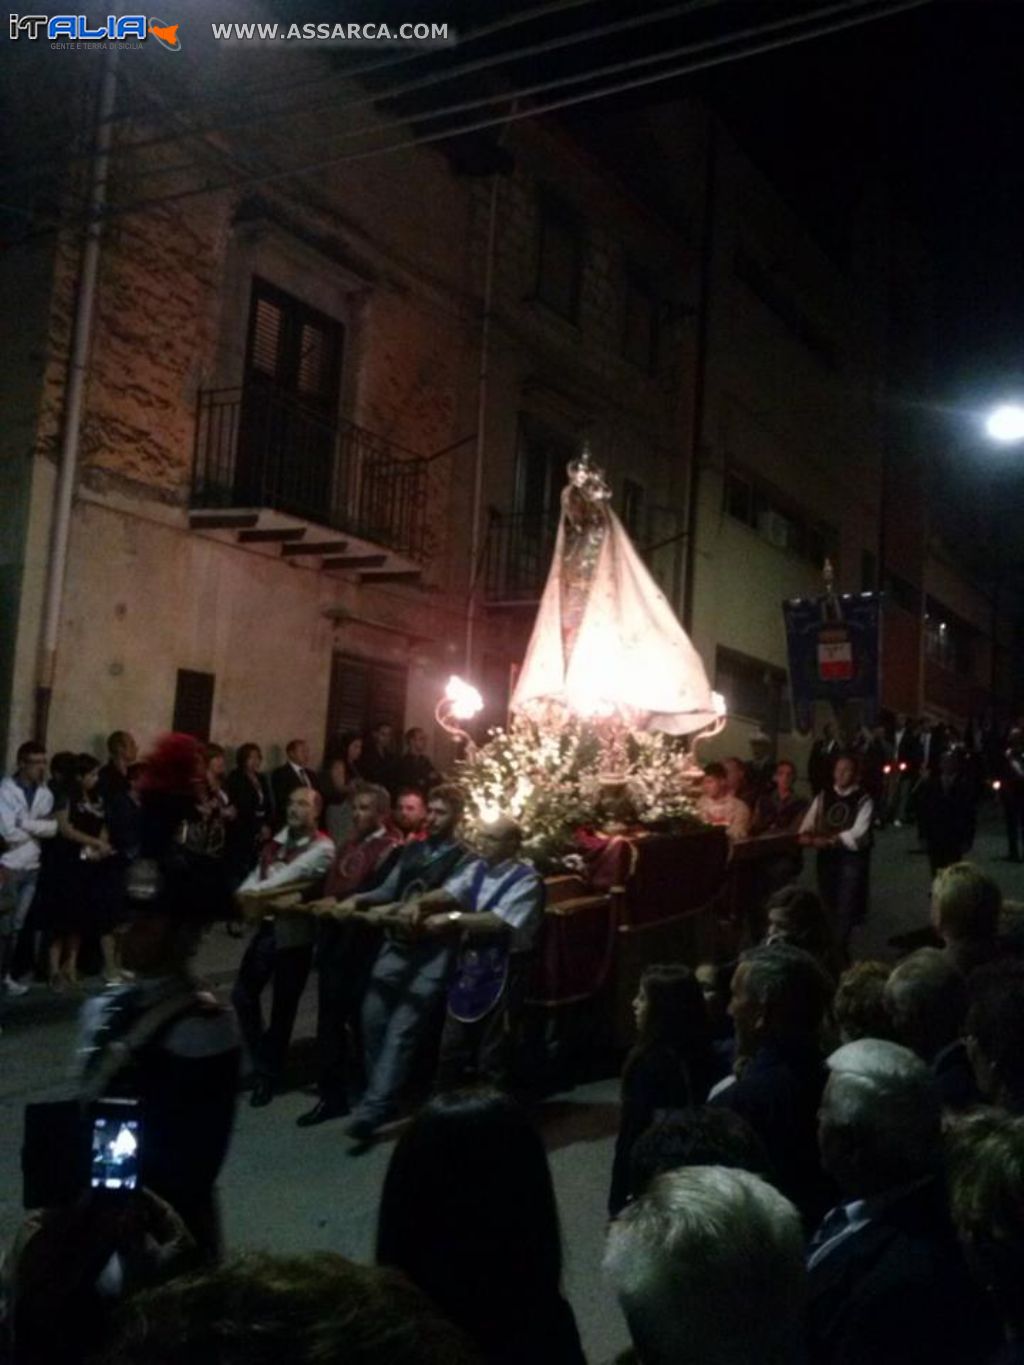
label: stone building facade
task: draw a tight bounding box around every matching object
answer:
[0,6,1013,774]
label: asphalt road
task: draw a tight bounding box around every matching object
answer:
[2,805,1019,1363]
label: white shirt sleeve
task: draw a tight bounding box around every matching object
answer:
[729,800,751,841]
[799,794,822,835]
[838,795,874,851]
[242,836,335,894]
[442,856,484,905]
[0,783,30,847]
[490,869,545,952]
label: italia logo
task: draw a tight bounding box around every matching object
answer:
[8,14,181,48]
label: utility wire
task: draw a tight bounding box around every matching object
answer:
[62,0,725,192]
[0,0,629,184]
[20,0,927,242]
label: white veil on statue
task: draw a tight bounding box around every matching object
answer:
[510,451,718,735]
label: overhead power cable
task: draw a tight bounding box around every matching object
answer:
[82,0,724,188]
[18,0,930,242]
[0,0,658,184]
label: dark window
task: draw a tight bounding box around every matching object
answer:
[622,478,646,540]
[324,654,407,758]
[536,196,583,322]
[734,247,837,370]
[172,669,215,741]
[724,466,834,570]
[244,278,344,415]
[884,571,921,615]
[725,471,753,524]
[623,272,659,372]
[236,279,345,519]
[715,646,791,734]
[924,601,974,677]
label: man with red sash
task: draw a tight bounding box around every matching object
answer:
[417,815,545,1094]
[296,782,402,1127]
[232,787,334,1108]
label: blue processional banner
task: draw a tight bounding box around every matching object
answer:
[782,594,882,734]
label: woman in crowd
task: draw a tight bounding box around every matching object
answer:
[609,963,718,1216]
[224,743,271,888]
[46,753,119,988]
[320,752,355,845]
[377,1089,586,1365]
[763,883,846,982]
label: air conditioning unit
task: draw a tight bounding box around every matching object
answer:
[759,510,791,549]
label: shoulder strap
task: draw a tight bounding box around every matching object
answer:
[82,990,202,1102]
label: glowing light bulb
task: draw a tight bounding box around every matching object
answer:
[444,675,483,720]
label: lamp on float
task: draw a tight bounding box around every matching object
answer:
[435,674,484,754]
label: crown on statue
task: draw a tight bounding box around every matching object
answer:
[566,442,612,505]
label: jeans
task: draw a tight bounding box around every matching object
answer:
[354,939,451,1127]
[0,868,39,979]
[817,848,870,946]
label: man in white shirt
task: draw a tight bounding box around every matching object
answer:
[417,815,545,1094]
[697,762,751,843]
[0,741,57,995]
[799,754,873,948]
[231,786,334,1107]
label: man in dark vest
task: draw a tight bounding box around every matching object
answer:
[337,784,469,1142]
[799,753,874,949]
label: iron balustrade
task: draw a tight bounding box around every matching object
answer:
[483,509,560,603]
[483,504,685,607]
[191,385,429,561]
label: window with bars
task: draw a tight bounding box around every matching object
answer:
[715,646,791,734]
[622,271,659,372]
[324,653,407,759]
[622,478,646,540]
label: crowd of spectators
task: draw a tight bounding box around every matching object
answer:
[2,719,1024,1365]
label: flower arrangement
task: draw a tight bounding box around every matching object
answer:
[455,716,708,868]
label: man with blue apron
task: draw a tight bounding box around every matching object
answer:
[417,815,545,1093]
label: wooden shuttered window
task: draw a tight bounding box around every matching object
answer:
[244,278,344,418]
[324,654,407,757]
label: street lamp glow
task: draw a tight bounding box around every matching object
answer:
[985,404,1024,444]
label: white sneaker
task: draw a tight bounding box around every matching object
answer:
[4,975,30,996]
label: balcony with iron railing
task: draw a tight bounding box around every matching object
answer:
[190,385,430,573]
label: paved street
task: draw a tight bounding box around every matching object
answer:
[2,805,1020,1363]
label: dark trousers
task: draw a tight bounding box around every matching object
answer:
[435,958,527,1092]
[315,919,381,1106]
[1004,788,1024,860]
[928,843,968,879]
[817,849,870,947]
[231,922,313,1081]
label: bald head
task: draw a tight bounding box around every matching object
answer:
[478,815,523,864]
[287,786,322,834]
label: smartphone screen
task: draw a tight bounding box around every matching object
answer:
[90,1100,141,1192]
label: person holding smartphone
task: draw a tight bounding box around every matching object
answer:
[76,733,241,1260]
